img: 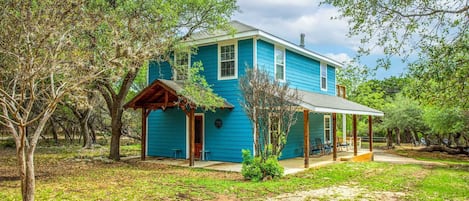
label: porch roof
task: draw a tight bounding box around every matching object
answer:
[124,79,234,110]
[296,89,384,116]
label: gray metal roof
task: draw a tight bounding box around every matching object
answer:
[297,89,384,116]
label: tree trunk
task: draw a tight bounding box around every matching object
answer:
[396,128,401,145]
[81,108,93,149]
[386,128,393,148]
[109,103,123,160]
[98,68,140,161]
[49,120,58,144]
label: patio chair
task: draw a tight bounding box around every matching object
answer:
[310,142,323,156]
[315,138,332,155]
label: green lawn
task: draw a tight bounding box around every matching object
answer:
[1,143,468,200]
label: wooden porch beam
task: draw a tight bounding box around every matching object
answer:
[368,115,373,153]
[332,113,337,161]
[162,91,169,110]
[189,108,195,166]
[303,110,309,168]
[141,108,148,161]
[353,114,358,156]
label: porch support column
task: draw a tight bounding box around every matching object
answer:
[141,108,148,161]
[353,114,358,156]
[189,108,195,166]
[332,113,337,161]
[368,115,373,153]
[303,110,310,168]
[342,114,346,145]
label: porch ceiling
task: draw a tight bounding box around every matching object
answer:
[124,79,234,110]
[297,89,384,116]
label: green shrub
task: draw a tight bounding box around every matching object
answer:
[0,138,16,148]
[241,149,284,181]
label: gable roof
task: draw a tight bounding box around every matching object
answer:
[186,20,344,68]
[124,79,234,110]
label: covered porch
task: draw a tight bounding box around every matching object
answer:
[124,79,233,166]
[136,149,372,175]
[297,89,384,168]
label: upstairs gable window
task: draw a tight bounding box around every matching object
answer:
[320,62,327,91]
[218,42,237,80]
[275,47,285,81]
[173,53,190,80]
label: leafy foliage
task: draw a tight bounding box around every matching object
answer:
[241,149,284,182]
[179,61,225,111]
[322,0,469,69]
[239,68,301,160]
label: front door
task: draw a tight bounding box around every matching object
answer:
[194,115,203,159]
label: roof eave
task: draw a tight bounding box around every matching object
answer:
[185,30,344,68]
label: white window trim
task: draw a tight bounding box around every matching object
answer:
[324,115,331,144]
[320,62,328,91]
[218,41,238,80]
[173,53,191,81]
[274,46,286,82]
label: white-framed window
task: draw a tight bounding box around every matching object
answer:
[274,46,285,81]
[320,62,327,91]
[173,53,190,80]
[218,42,237,80]
[324,115,331,143]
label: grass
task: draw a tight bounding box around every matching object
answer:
[1,142,468,200]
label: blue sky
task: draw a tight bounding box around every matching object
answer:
[232,0,408,80]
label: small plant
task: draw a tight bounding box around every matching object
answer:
[241,149,284,181]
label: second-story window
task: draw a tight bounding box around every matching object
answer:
[174,53,190,80]
[275,46,285,81]
[320,62,327,90]
[218,42,237,80]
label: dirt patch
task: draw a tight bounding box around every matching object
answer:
[267,185,405,201]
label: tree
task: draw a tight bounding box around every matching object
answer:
[239,68,301,160]
[91,0,238,160]
[322,0,468,108]
[423,106,468,147]
[408,34,469,109]
[0,1,100,200]
[382,94,426,147]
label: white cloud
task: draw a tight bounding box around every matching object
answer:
[324,53,353,64]
[233,0,357,49]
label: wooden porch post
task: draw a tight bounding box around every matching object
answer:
[141,109,148,161]
[332,113,337,161]
[353,114,358,156]
[189,108,195,166]
[368,115,373,152]
[303,110,310,168]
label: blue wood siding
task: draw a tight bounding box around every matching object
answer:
[198,39,254,162]
[281,113,325,159]
[256,39,337,95]
[146,37,337,162]
[147,108,187,158]
[149,60,173,82]
[256,39,274,76]
[327,65,336,96]
[147,39,254,162]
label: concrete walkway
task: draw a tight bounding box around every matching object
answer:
[139,150,372,175]
[372,149,446,166]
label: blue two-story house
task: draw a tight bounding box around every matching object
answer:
[125,21,383,167]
